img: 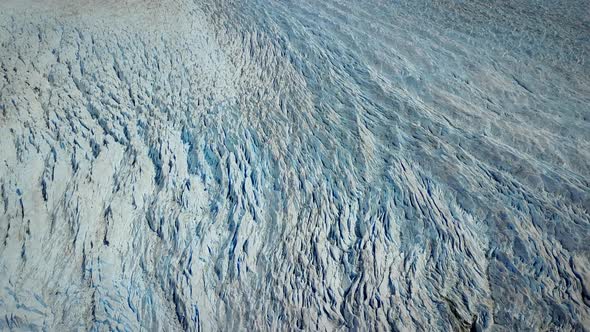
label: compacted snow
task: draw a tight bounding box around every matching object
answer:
[1,0,589,330]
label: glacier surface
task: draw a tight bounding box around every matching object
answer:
[1,0,589,330]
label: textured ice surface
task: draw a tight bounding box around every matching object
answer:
[1,0,589,330]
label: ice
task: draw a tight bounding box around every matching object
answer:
[0,0,589,330]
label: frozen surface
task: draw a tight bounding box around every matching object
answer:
[1,0,589,330]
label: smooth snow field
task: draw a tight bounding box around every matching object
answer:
[1,0,589,330]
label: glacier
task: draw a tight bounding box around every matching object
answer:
[0,0,589,330]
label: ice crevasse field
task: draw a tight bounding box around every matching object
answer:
[0,0,589,330]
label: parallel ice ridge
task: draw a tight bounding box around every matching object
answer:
[1,0,589,330]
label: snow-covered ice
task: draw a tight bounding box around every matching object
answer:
[1,0,589,330]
